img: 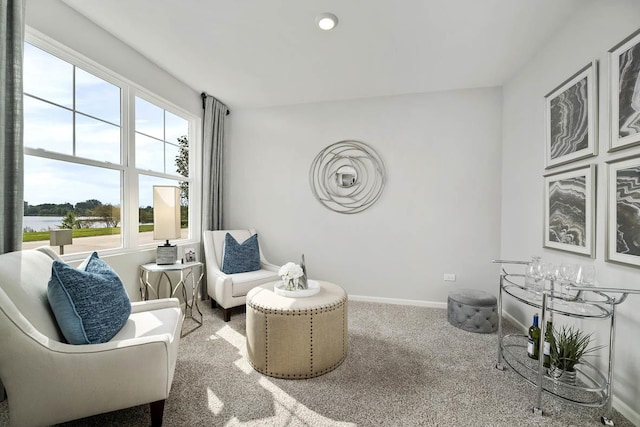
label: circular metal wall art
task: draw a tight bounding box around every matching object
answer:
[309,140,386,214]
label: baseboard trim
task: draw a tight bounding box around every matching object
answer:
[501,310,527,332]
[348,294,639,423]
[348,294,447,309]
[613,395,640,426]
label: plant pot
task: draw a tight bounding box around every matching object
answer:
[548,365,577,386]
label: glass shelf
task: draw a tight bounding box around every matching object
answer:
[500,334,608,407]
[502,274,612,319]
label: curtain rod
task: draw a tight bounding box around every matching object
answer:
[201,92,230,116]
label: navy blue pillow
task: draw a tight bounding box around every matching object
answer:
[222,233,261,274]
[47,252,131,345]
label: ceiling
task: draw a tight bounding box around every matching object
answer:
[60,0,588,109]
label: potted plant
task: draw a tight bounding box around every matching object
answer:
[548,325,602,385]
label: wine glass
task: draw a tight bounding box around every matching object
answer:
[551,264,563,296]
[531,261,547,296]
[576,264,596,287]
[525,256,541,293]
[540,262,556,293]
[525,263,535,292]
[559,263,578,298]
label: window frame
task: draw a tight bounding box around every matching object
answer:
[24,28,202,260]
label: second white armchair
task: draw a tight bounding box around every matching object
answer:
[203,229,279,321]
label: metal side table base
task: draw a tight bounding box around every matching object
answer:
[139,261,204,337]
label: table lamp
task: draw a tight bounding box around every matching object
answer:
[153,185,181,265]
[50,229,73,255]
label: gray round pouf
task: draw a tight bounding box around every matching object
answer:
[447,289,498,333]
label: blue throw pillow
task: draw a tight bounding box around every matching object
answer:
[47,252,131,345]
[222,233,261,274]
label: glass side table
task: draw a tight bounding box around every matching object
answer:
[139,261,204,336]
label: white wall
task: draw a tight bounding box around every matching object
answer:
[501,0,640,421]
[25,0,202,299]
[225,87,503,304]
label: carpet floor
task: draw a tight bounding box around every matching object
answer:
[0,300,634,426]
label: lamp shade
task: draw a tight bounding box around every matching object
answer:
[50,229,73,246]
[153,186,181,241]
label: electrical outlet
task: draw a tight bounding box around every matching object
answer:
[444,274,456,282]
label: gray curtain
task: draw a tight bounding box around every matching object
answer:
[0,0,25,255]
[0,0,25,402]
[201,95,228,232]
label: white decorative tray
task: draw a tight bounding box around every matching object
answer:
[274,280,320,298]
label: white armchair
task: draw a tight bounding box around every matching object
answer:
[203,229,280,321]
[0,248,183,427]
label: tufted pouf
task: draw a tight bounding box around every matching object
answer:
[447,288,498,333]
[246,281,348,379]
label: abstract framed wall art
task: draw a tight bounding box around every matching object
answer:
[606,155,640,267]
[545,61,598,169]
[543,165,596,257]
[609,28,640,151]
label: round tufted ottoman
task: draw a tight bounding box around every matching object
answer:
[447,289,498,333]
[246,281,348,379]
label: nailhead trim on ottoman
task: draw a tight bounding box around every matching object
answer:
[246,281,348,379]
[447,288,498,333]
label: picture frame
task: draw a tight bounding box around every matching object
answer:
[545,61,598,169]
[606,155,640,267]
[609,27,640,152]
[184,247,196,263]
[543,165,596,257]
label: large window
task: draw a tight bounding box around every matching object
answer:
[22,35,198,257]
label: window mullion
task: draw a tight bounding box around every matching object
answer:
[163,110,167,174]
[123,86,138,250]
[72,65,76,156]
[24,147,125,171]
[189,118,201,241]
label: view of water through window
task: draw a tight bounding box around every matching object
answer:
[24,216,112,231]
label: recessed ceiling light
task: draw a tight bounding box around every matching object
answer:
[316,13,338,31]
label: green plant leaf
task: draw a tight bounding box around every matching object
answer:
[549,325,603,372]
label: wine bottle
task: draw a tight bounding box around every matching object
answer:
[543,315,553,368]
[299,254,308,290]
[527,313,540,360]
